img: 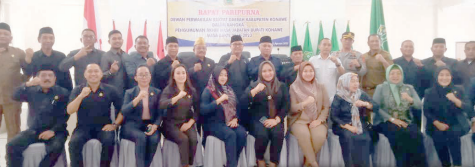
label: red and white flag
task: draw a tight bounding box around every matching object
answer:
[157,21,165,59]
[84,0,102,49]
[126,20,133,53]
[143,20,147,37]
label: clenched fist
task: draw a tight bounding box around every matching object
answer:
[79,87,92,98]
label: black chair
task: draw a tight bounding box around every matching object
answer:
[177,52,195,61]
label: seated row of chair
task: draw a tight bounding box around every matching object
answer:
[11,53,475,167]
[21,125,474,167]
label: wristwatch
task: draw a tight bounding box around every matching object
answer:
[389,118,395,122]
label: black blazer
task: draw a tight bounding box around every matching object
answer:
[183,56,216,96]
[121,86,163,127]
[241,81,289,121]
[330,92,378,130]
[424,86,471,134]
[159,85,200,125]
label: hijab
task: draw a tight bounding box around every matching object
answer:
[255,61,281,117]
[426,66,455,110]
[385,64,404,106]
[290,62,320,120]
[336,73,363,134]
[205,66,237,123]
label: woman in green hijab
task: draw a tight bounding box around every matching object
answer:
[372,64,427,167]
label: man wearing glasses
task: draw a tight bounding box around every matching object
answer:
[59,29,105,86]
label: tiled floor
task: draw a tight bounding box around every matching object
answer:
[0,103,77,167]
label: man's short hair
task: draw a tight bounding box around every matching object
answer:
[368,34,380,41]
[135,35,149,43]
[465,41,475,48]
[81,28,96,36]
[319,38,331,44]
[108,30,122,39]
[401,40,414,47]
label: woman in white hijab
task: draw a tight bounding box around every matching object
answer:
[330,72,378,167]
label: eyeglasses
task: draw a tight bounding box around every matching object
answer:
[82,35,95,39]
[137,74,151,78]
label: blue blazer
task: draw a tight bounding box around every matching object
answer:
[121,86,163,127]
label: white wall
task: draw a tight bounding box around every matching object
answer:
[1,0,475,62]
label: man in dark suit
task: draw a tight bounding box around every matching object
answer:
[152,36,184,90]
[7,65,70,167]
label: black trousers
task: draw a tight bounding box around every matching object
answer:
[376,122,427,167]
[121,120,160,167]
[249,120,284,164]
[6,129,67,167]
[333,127,371,167]
[205,123,247,167]
[69,127,115,167]
[430,128,464,167]
[163,122,198,165]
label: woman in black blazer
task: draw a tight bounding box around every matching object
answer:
[242,61,289,167]
[159,64,200,167]
[121,65,162,167]
[330,72,378,167]
[200,66,247,167]
[423,67,472,167]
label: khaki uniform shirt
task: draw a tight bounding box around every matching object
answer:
[361,50,393,96]
[0,46,29,104]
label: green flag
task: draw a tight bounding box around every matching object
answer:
[331,20,340,52]
[303,23,313,61]
[290,22,298,55]
[346,20,350,32]
[316,21,324,55]
[346,20,353,49]
[370,0,389,52]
